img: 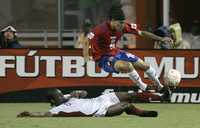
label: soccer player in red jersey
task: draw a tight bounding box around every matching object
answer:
[87,5,173,95]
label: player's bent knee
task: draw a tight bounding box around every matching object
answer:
[106,102,129,117]
[134,59,150,71]
[114,61,133,73]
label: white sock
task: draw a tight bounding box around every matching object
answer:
[145,66,163,89]
[129,70,147,91]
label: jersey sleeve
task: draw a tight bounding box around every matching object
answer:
[87,28,100,45]
[123,23,141,35]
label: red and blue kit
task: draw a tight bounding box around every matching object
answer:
[88,21,140,73]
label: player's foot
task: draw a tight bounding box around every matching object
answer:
[139,111,158,117]
[160,86,172,102]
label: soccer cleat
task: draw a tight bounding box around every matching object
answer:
[160,86,172,102]
[139,111,158,117]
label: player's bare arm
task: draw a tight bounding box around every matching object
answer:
[17,111,53,117]
[48,89,88,107]
[82,39,90,63]
[139,30,173,45]
[69,90,88,98]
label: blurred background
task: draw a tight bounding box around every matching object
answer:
[0,0,200,48]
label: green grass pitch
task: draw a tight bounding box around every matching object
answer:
[0,103,199,128]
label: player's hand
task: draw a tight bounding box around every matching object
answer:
[161,37,174,46]
[84,56,92,64]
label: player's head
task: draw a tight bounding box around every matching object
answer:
[108,4,125,32]
[47,88,65,106]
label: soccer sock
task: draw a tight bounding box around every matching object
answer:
[145,66,163,89]
[129,70,147,91]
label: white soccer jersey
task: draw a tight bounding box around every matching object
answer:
[49,92,120,116]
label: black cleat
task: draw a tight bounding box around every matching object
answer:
[139,111,158,117]
[160,87,172,102]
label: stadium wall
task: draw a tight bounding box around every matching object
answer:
[0,49,199,103]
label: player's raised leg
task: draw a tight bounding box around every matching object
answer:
[132,58,164,90]
[114,60,148,91]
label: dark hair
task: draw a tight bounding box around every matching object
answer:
[108,4,125,21]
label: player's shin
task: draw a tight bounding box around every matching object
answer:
[125,104,158,117]
[128,70,147,91]
[145,66,163,90]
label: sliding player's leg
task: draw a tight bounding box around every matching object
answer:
[105,102,128,116]
[114,92,164,103]
[106,102,157,117]
[125,103,158,117]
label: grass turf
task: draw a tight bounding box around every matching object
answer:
[0,103,199,128]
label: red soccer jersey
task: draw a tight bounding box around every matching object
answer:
[88,21,140,61]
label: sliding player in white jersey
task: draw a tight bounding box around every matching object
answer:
[17,89,170,117]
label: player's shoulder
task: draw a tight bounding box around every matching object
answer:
[92,21,110,34]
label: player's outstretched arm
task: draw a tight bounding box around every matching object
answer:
[139,30,173,45]
[17,111,53,117]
